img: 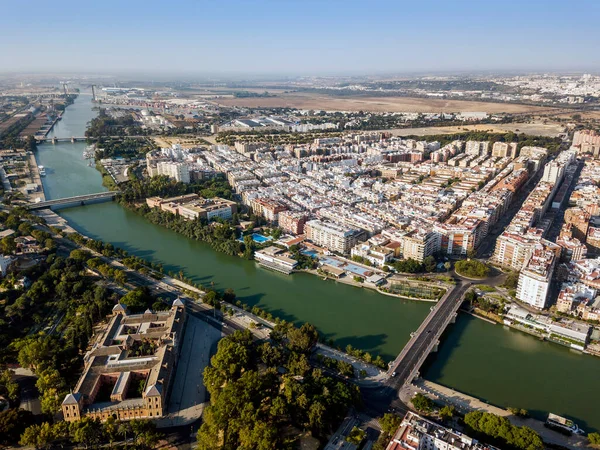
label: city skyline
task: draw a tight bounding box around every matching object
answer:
[2,0,600,75]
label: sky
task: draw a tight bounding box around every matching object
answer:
[1,0,599,76]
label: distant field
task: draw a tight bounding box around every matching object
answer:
[383,122,566,138]
[214,92,557,114]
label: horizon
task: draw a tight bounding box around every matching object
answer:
[2,0,600,75]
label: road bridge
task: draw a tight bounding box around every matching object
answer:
[27,191,120,210]
[36,135,149,144]
[360,280,471,416]
[385,281,470,390]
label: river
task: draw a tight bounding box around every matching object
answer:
[35,93,600,432]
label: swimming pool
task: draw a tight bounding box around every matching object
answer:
[238,233,273,244]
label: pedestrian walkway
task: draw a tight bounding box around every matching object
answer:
[157,316,222,428]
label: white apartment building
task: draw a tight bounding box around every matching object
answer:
[156,161,190,183]
[351,242,393,267]
[542,161,565,184]
[305,219,365,254]
[465,140,489,156]
[516,242,560,309]
[517,270,552,309]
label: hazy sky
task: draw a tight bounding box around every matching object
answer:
[2,0,599,75]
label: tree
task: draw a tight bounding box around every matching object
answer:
[455,260,490,278]
[393,258,423,273]
[113,269,128,286]
[14,334,57,373]
[287,323,319,354]
[0,408,34,445]
[0,236,16,254]
[507,406,528,417]
[120,287,152,312]
[502,271,519,289]
[69,249,91,262]
[20,422,56,450]
[380,413,402,435]
[103,416,119,448]
[69,417,105,449]
[589,432,600,446]
[439,405,456,421]
[411,393,433,413]
[36,368,66,393]
[346,426,366,445]
[423,255,437,273]
[464,411,543,450]
[40,388,64,415]
[130,419,161,448]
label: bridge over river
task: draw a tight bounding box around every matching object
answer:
[27,191,120,210]
[362,280,471,414]
[36,136,149,144]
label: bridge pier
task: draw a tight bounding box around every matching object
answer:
[51,137,57,144]
[450,313,457,324]
[71,137,76,143]
[432,340,440,353]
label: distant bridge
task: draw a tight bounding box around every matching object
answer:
[27,191,120,210]
[36,136,149,144]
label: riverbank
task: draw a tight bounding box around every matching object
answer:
[402,379,588,450]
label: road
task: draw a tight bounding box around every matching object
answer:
[386,281,470,389]
[360,281,470,417]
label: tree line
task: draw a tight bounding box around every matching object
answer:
[196,325,360,449]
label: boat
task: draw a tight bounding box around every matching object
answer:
[545,413,584,435]
[38,165,46,176]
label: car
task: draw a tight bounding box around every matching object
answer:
[392,371,397,377]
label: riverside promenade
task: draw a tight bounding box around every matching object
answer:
[401,380,588,450]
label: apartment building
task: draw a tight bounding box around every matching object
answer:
[249,198,288,223]
[516,241,561,308]
[573,129,600,157]
[156,161,190,183]
[304,219,365,254]
[278,210,308,235]
[435,217,484,256]
[494,228,544,270]
[491,141,518,158]
[564,207,591,242]
[386,411,499,450]
[465,140,489,156]
[401,229,437,262]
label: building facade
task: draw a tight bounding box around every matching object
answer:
[62,299,186,423]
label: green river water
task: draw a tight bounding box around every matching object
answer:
[35,93,600,431]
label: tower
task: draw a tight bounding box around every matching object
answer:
[61,392,83,422]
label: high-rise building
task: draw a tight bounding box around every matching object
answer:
[516,242,561,309]
[156,161,190,183]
